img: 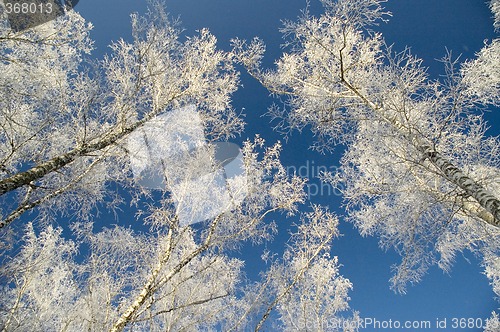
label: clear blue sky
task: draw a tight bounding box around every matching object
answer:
[74,1,499,330]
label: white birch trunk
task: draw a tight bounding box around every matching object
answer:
[418,144,500,226]
[0,109,163,198]
[110,228,173,332]
[338,58,500,228]
[110,216,219,332]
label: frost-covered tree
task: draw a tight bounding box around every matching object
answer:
[0,3,243,230]
[254,206,360,332]
[0,2,356,331]
[462,0,500,106]
[234,0,500,294]
[0,140,357,331]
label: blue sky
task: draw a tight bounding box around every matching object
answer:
[74,1,498,330]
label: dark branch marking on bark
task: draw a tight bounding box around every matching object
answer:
[419,144,500,226]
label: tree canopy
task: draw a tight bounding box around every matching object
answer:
[0,0,499,331]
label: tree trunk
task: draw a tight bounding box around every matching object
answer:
[419,144,500,226]
[0,111,160,198]
[110,219,217,332]
[339,65,500,228]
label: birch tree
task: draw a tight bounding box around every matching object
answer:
[0,2,356,331]
[234,0,500,293]
[0,140,356,331]
[461,0,500,106]
[252,206,360,332]
[0,3,243,231]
